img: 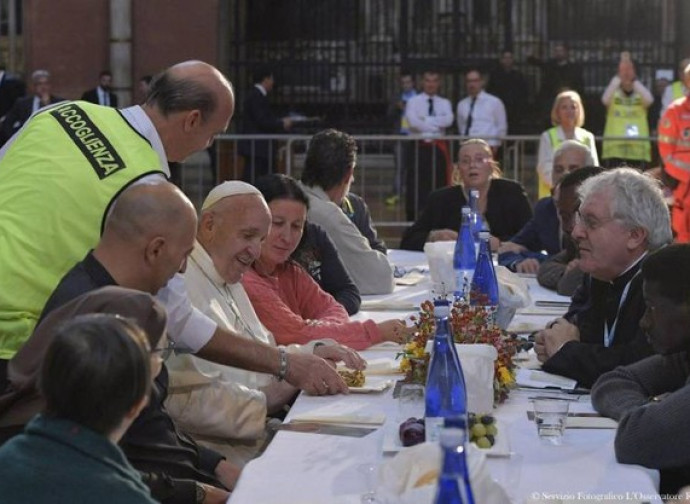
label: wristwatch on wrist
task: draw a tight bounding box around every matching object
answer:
[195,482,206,504]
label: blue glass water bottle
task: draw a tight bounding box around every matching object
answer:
[425,301,468,442]
[470,231,499,325]
[468,189,485,252]
[433,427,476,504]
[453,206,476,303]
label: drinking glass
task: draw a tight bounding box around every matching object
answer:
[397,383,425,421]
[357,463,380,504]
[533,399,569,445]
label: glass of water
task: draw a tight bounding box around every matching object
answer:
[533,399,569,445]
[397,383,425,421]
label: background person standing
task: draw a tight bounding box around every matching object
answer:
[81,70,118,108]
[239,66,292,183]
[403,70,454,221]
[601,52,653,169]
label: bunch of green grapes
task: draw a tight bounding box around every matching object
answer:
[468,412,498,449]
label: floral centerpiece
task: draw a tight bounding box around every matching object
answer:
[398,298,517,404]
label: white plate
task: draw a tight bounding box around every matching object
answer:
[337,358,403,376]
[383,420,510,457]
[349,375,394,393]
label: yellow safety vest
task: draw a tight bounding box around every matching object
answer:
[602,89,651,162]
[671,81,685,101]
[0,101,164,358]
[538,127,596,198]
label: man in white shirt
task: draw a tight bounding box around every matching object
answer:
[403,70,454,220]
[456,68,507,153]
[0,60,347,396]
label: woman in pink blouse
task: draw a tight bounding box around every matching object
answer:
[242,174,408,350]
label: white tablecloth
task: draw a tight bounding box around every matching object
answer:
[228,250,661,504]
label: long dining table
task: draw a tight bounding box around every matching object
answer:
[228,250,662,504]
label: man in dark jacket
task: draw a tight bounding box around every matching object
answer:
[239,66,291,182]
[81,70,118,108]
[534,168,671,387]
[1,69,62,144]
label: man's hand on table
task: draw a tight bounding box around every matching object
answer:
[498,241,527,254]
[285,352,349,395]
[534,318,580,362]
[516,258,540,274]
[314,343,366,370]
[427,229,457,242]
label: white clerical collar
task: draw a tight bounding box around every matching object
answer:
[621,251,647,275]
[119,105,170,177]
[612,251,648,284]
[191,241,227,289]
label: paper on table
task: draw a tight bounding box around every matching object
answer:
[517,306,568,316]
[507,321,543,334]
[526,411,617,429]
[516,368,577,390]
[290,401,386,425]
[566,416,618,429]
[360,300,418,311]
[395,272,426,286]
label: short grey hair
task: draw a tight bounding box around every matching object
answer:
[31,69,50,83]
[578,167,672,250]
[553,139,595,166]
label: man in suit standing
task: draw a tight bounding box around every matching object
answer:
[81,70,118,108]
[239,66,292,182]
[457,68,507,155]
[1,69,62,144]
[404,70,454,221]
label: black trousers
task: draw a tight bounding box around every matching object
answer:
[405,141,448,221]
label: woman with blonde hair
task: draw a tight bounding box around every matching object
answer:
[400,138,532,251]
[536,90,599,198]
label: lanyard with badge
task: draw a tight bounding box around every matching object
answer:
[603,271,640,347]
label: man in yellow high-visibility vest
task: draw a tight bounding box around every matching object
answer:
[601,52,654,169]
[661,57,690,113]
[0,60,348,396]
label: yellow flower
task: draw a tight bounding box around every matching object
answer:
[400,357,412,372]
[412,347,427,358]
[497,365,514,385]
[404,342,418,353]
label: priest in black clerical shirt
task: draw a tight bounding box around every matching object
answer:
[533,168,672,388]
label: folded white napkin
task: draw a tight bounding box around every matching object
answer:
[360,300,418,311]
[566,416,618,429]
[290,401,386,425]
[516,368,577,390]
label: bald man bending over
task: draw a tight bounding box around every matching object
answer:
[0,60,346,396]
